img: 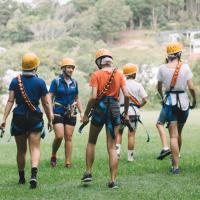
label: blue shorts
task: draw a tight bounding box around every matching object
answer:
[157,104,189,125]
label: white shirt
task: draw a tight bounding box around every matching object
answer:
[119,79,147,115]
[157,63,193,110]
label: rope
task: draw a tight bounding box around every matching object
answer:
[17,75,36,112]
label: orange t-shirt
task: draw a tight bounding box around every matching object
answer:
[89,68,126,99]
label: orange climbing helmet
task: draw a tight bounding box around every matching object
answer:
[95,48,113,65]
[22,53,40,71]
[60,58,76,68]
[123,63,138,76]
[166,42,183,55]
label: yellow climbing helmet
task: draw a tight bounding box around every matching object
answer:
[95,48,112,63]
[166,42,183,55]
[22,53,40,71]
[123,63,138,76]
[60,58,76,68]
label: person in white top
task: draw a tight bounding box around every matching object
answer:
[116,63,148,162]
[156,42,196,174]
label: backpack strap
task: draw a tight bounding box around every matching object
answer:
[128,93,141,108]
[170,62,182,89]
[97,68,117,99]
[17,74,36,112]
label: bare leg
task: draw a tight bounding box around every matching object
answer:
[28,132,41,168]
[64,124,75,166]
[15,134,27,171]
[116,129,123,157]
[106,126,119,182]
[169,123,179,169]
[128,131,135,150]
[156,123,169,149]
[85,123,103,173]
[52,123,64,156]
[178,123,184,152]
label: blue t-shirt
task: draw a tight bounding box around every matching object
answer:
[49,74,78,115]
[9,75,48,115]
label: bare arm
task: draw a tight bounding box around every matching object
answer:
[140,96,148,107]
[41,93,54,130]
[187,79,196,109]
[157,81,163,99]
[75,95,84,121]
[0,91,15,129]
[121,85,129,117]
[84,87,97,117]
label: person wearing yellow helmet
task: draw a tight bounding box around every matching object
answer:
[49,57,84,168]
[80,48,129,189]
[0,53,53,188]
[156,42,196,174]
[116,63,148,162]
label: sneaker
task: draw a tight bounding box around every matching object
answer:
[108,181,119,189]
[171,168,180,174]
[50,156,57,167]
[18,178,26,185]
[128,157,134,162]
[30,177,37,189]
[81,172,92,183]
[128,151,134,162]
[157,149,171,160]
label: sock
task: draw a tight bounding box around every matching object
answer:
[128,150,134,161]
[163,147,169,150]
[31,167,38,179]
[19,170,25,180]
[116,144,121,155]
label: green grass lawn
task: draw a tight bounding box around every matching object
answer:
[0,110,200,200]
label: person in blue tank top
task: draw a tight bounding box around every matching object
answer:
[49,58,83,168]
[0,53,53,189]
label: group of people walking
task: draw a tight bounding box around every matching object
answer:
[0,42,196,189]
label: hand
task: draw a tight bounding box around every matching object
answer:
[80,112,84,122]
[190,100,196,109]
[0,120,6,130]
[82,114,89,124]
[0,121,6,138]
[123,114,129,124]
[47,121,53,132]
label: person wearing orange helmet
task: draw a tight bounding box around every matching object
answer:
[49,58,83,168]
[0,53,53,188]
[156,42,196,174]
[116,63,148,162]
[80,48,129,188]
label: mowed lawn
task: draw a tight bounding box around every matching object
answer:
[0,110,200,200]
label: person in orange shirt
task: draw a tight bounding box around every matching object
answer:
[80,49,129,189]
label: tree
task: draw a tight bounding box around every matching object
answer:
[73,0,97,12]
[95,0,132,42]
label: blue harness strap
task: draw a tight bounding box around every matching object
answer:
[92,96,119,139]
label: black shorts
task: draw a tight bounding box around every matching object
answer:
[11,112,44,136]
[53,114,76,126]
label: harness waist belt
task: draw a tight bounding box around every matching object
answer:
[120,103,140,108]
[54,102,70,108]
[165,90,185,94]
